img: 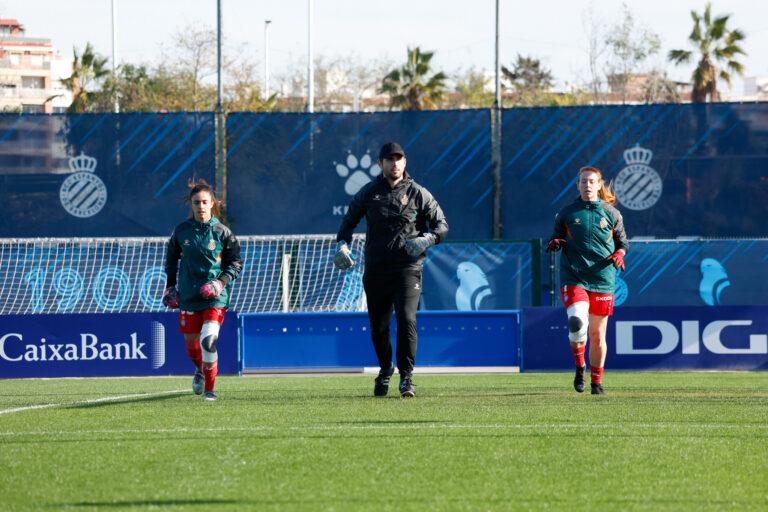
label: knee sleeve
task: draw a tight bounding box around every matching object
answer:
[566,302,589,343]
[200,321,220,363]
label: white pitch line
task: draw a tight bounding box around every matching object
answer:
[0,390,187,416]
[0,422,765,437]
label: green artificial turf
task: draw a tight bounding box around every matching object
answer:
[0,372,766,511]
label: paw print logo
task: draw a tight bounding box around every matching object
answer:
[335,151,382,195]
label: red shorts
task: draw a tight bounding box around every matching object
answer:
[179,308,226,334]
[560,285,614,316]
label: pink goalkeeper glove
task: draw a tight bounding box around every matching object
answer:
[162,286,179,309]
[199,279,224,300]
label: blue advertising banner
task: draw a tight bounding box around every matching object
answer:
[0,113,215,236]
[551,239,768,307]
[0,312,238,378]
[422,241,533,310]
[225,110,493,239]
[241,311,520,371]
[504,103,768,239]
[522,306,768,371]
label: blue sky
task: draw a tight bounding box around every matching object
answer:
[7,0,767,92]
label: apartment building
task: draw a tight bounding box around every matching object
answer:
[0,18,71,113]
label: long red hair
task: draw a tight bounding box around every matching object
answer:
[579,166,616,205]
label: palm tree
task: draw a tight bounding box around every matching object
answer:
[379,47,447,110]
[61,42,109,112]
[668,2,746,102]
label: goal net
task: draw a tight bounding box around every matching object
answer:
[0,234,366,315]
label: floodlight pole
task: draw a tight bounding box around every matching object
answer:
[264,20,271,100]
[491,0,503,239]
[216,0,225,199]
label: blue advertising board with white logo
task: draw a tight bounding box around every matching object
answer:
[522,306,768,371]
[504,103,768,239]
[551,239,768,307]
[0,113,215,237]
[422,242,533,310]
[0,312,238,378]
[240,311,520,371]
[225,110,492,239]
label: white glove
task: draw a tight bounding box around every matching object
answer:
[333,241,355,270]
[405,233,437,257]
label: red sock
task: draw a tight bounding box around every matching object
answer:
[185,339,202,370]
[571,345,586,368]
[590,367,604,385]
[203,362,218,392]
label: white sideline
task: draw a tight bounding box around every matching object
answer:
[0,422,764,437]
[0,389,187,416]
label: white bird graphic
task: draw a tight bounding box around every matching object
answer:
[699,258,730,306]
[455,262,492,311]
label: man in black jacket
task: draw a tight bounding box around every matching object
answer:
[334,142,448,397]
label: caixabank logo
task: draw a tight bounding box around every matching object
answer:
[0,315,174,378]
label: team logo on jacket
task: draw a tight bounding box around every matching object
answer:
[208,239,216,250]
[599,217,608,229]
[614,144,662,211]
[400,194,408,206]
[59,153,107,218]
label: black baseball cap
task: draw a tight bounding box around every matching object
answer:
[378,142,405,160]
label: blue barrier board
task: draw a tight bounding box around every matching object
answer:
[240,311,520,370]
[522,306,768,371]
[0,312,238,378]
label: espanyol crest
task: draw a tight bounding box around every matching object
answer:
[59,152,107,218]
[614,144,662,211]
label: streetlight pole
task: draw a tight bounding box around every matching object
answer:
[264,20,271,100]
[111,0,119,112]
[216,0,225,198]
[307,0,314,113]
[491,0,502,239]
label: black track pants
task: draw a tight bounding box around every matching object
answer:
[363,269,422,377]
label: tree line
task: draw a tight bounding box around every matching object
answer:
[64,2,746,113]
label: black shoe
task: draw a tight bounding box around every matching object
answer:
[573,366,586,393]
[590,383,605,395]
[399,376,415,398]
[373,365,395,397]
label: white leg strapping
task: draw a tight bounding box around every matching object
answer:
[199,321,220,363]
[566,302,589,343]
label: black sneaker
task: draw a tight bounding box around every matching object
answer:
[573,366,586,393]
[590,383,605,395]
[373,365,395,397]
[399,376,415,398]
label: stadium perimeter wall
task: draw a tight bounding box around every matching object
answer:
[2,104,767,240]
[2,306,766,378]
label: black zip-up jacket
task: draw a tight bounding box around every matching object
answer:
[336,173,448,273]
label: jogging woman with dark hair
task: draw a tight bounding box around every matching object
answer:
[163,179,243,401]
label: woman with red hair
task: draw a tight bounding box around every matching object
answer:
[547,167,628,395]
